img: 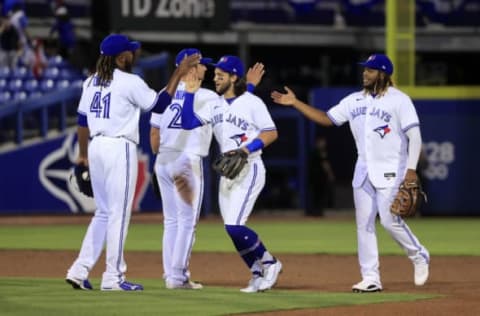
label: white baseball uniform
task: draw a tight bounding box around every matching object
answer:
[67,69,158,288]
[327,86,429,285]
[150,82,217,286]
[193,91,277,225]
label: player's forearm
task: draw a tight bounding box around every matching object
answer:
[77,126,89,161]
[257,130,278,148]
[164,67,183,97]
[292,99,333,127]
[150,127,160,154]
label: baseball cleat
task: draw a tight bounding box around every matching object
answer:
[101,280,144,291]
[66,277,93,290]
[352,280,382,293]
[258,259,283,291]
[413,257,430,286]
[166,280,203,290]
[240,276,263,293]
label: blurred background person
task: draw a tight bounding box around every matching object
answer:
[49,0,75,60]
[305,135,336,216]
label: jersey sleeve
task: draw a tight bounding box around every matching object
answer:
[193,90,217,124]
[128,76,159,111]
[326,96,351,126]
[252,98,276,131]
[77,79,90,116]
[150,112,162,128]
[399,96,420,132]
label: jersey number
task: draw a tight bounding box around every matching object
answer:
[167,103,182,129]
[90,92,111,119]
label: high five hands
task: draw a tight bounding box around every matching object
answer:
[271,86,297,106]
[246,62,265,86]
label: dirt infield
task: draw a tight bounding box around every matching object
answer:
[1,214,480,315]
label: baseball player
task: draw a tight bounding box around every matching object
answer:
[271,53,430,292]
[150,49,268,289]
[65,34,199,291]
[179,55,282,293]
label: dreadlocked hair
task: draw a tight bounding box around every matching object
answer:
[95,55,115,87]
[372,74,394,97]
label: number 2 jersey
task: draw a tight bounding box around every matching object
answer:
[77,69,159,144]
[150,82,218,157]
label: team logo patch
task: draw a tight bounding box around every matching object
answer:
[230,133,248,146]
[373,124,391,138]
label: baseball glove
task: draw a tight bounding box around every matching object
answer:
[212,149,248,179]
[151,172,161,200]
[390,179,426,217]
[73,164,94,197]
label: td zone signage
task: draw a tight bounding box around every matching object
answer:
[110,0,230,30]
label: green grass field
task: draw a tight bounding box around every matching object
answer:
[1,217,478,315]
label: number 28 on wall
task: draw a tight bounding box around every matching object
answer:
[423,141,455,180]
[90,92,111,118]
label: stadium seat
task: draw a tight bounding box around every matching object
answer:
[11,66,30,80]
[0,91,12,104]
[12,91,28,101]
[47,55,67,68]
[29,91,43,99]
[71,79,84,88]
[8,79,23,92]
[39,79,55,93]
[24,79,39,93]
[0,78,7,89]
[0,66,11,79]
[59,68,76,80]
[56,79,70,89]
[43,67,60,80]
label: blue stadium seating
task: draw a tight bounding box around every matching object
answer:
[43,67,60,80]
[11,67,31,80]
[0,66,11,79]
[23,79,39,93]
[8,79,23,93]
[0,78,7,90]
[39,79,56,93]
[12,91,28,102]
[0,91,11,104]
[56,79,70,89]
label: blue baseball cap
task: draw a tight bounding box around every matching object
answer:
[212,55,244,77]
[359,54,394,75]
[175,48,212,67]
[100,34,140,56]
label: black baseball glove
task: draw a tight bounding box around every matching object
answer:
[390,178,427,217]
[73,164,94,197]
[212,149,248,179]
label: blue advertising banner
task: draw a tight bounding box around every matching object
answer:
[0,127,155,214]
[310,88,480,215]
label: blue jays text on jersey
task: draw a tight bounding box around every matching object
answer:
[212,112,249,131]
[350,106,391,123]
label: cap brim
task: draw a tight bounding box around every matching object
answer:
[200,57,213,65]
[128,41,141,52]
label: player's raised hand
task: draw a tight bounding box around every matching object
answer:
[246,62,265,86]
[271,86,297,106]
[184,69,201,93]
[177,53,200,77]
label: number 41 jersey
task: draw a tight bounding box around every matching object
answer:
[78,69,158,144]
[150,82,218,157]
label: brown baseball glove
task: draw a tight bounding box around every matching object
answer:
[390,179,427,217]
[212,149,248,179]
